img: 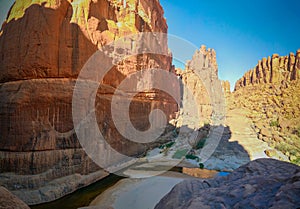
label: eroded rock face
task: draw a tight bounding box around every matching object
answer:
[176,45,225,128]
[231,51,300,166]
[0,0,178,204]
[0,0,170,82]
[0,186,30,209]
[235,50,300,90]
[155,158,300,209]
[221,80,230,95]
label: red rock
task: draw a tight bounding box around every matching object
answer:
[0,0,178,204]
[234,50,300,90]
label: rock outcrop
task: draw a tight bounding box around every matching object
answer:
[172,46,226,170]
[0,186,30,209]
[0,0,170,82]
[235,50,300,90]
[176,45,225,128]
[221,80,231,94]
[231,51,300,166]
[155,158,300,209]
[0,0,178,204]
[230,81,300,164]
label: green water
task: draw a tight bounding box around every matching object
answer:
[30,174,124,209]
[29,167,181,209]
[29,167,229,209]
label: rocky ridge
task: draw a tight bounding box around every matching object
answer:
[156,49,300,209]
[230,50,300,165]
[235,50,300,90]
[0,0,178,204]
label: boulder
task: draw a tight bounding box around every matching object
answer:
[0,186,30,209]
[155,159,300,209]
[260,127,272,138]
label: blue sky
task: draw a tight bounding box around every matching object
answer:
[160,0,300,89]
[1,0,300,89]
[0,0,14,25]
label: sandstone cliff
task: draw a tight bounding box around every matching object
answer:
[176,45,225,129]
[235,50,300,90]
[231,51,300,166]
[221,80,230,94]
[0,0,170,82]
[0,0,178,204]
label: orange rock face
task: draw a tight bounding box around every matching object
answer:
[0,0,170,82]
[0,0,178,204]
[221,80,231,94]
[176,45,225,127]
[231,51,300,166]
[235,50,300,90]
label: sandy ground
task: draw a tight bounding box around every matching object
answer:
[86,172,194,209]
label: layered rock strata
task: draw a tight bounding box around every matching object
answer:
[0,0,178,204]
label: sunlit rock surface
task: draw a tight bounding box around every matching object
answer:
[0,0,178,204]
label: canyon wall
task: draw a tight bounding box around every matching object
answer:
[0,0,170,82]
[235,50,300,90]
[232,50,300,165]
[0,0,178,204]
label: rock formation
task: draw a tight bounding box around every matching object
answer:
[0,186,30,209]
[235,50,300,90]
[155,158,300,209]
[0,0,178,204]
[176,45,225,128]
[231,51,300,166]
[0,0,171,82]
[221,80,230,94]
